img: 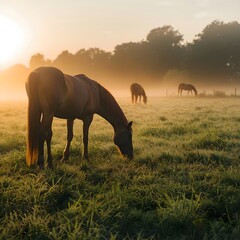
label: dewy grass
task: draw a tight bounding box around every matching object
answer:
[0,97,240,239]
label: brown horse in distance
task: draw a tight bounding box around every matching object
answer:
[26,67,133,169]
[178,83,198,96]
[130,83,147,104]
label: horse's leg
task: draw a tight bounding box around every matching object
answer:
[38,113,54,169]
[136,95,138,103]
[62,119,74,161]
[46,127,54,169]
[38,127,45,169]
[139,95,142,103]
[82,115,93,160]
[131,93,134,104]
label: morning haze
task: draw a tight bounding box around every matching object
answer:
[1,21,240,98]
[1,1,240,239]
[0,0,240,98]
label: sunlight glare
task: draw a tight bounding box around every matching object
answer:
[0,14,25,68]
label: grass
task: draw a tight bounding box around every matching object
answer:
[0,97,240,239]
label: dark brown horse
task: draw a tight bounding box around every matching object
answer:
[130,83,147,104]
[26,67,133,169]
[178,83,197,96]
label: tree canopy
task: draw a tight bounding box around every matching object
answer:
[1,20,240,95]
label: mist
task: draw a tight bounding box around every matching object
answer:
[1,20,240,100]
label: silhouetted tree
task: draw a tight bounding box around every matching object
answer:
[29,53,51,70]
[0,64,29,97]
[146,25,185,77]
[52,50,76,73]
[112,41,147,76]
[111,25,185,81]
[51,48,112,76]
[3,20,240,92]
[185,20,240,84]
[74,48,112,76]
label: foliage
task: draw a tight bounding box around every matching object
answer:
[2,20,240,95]
[0,97,240,239]
[185,20,240,84]
[29,53,52,70]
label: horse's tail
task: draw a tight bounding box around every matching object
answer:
[26,71,41,166]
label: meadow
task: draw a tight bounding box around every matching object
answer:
[0,97,240,239]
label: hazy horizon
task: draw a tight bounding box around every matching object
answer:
[0,0,239,70]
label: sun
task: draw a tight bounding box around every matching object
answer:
[0,14,25,68]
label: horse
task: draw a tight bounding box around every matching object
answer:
[130,83,147,104]
[178,83,198,96]
[25,66,133,169]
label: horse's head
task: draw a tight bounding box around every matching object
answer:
[143,96,147,104]
[114,121,133,159]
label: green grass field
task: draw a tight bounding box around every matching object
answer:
[0,97,240,239]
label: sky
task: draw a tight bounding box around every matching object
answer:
[0,0,239,69]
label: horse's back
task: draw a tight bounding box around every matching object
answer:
[26,67,102,119]
[178,83,187,89]
[60,74,100,118]
[73,74,100,105]
[29,66,64,84]
[27,67,66,110]
[178,83,197,95]
[130,83,144,94]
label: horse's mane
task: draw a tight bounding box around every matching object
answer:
[74,74,128,126]
[97,84,128,126]
[190,85,197,90]
[142,89,146,97]
[188,84,197,94]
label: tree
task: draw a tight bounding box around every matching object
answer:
[52,50,76,73]
[146,25,185,77]
[29,53,51,70]
[185,20,240,84]
[0,64,29,97]
[111,25,185,80]
[146,25,183,46]
[51,48,112,76]
[112,41,147,76]
[74,48,112,76]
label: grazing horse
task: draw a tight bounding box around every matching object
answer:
[26,67,133,169]
[130,83,147,104]
[178,83,197,96]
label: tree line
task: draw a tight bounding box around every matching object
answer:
[1,20,240,97]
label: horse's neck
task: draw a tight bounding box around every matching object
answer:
[97,85,128,131]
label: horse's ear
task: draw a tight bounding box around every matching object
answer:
[128,121,133,128]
